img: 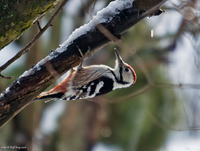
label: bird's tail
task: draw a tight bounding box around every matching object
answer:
[34,84,67,101]
[34,92,64,101]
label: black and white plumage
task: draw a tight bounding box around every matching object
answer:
[36,49,137,101]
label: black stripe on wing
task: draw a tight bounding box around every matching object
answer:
[63,77,115,101]
[96,76,114,96]
[77,76,114,98]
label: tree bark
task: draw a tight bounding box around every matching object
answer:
[0,0,61,50]
[0,0,167,129]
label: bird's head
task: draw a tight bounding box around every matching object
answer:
[114,48,137,87]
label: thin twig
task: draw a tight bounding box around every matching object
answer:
[99,82,200,104]
[0,0,69,78]
[97,84,153,104]
[45,60,60,80]
[36,21,42,31]
[147,110,200,131]
[0,74,14,79]
[154,82,200,89]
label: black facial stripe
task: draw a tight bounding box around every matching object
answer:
[109,68,128,85]
[110,69,118,82]
[119,66,123,81]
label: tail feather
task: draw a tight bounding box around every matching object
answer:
[35,92,64,100]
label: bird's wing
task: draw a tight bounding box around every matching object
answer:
[37,66,113,101]
[62,66,114,100]
[72,66,110,88]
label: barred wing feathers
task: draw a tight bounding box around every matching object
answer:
[64,66,114,100]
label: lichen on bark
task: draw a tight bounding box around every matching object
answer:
[0,0,61,50]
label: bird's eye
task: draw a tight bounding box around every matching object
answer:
[125,67,129,72]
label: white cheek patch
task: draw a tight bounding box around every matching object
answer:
[113,81,132,90]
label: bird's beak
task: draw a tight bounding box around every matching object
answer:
[114,48,123,67]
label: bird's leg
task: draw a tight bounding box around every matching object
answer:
[76,46,85,69]
[76,46,91,69]
[78,48,84,68]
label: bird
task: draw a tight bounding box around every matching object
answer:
[36,48,137,101]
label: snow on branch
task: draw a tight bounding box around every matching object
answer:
[0,0,166,128]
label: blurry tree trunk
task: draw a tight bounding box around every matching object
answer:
[50,12,62,50]
[56,100,107,151]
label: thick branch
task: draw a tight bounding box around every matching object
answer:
[0,0,167,129]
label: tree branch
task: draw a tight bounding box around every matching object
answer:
[0,74,14,80]
[0,0,167,129]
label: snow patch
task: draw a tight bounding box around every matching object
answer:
[17,80,20,84]
[19,70,31,78]
[19,57,47,78]
[5,87,10,93]
[35,63,42,71]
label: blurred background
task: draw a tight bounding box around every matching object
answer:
[0,0,200,151]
